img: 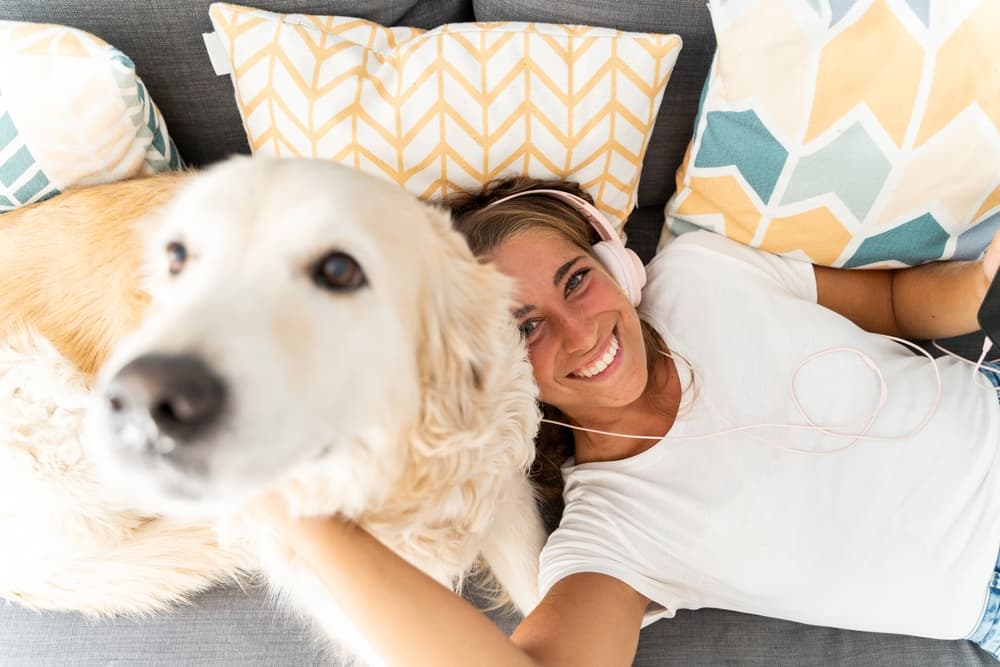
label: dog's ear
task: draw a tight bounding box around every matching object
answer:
[413,205,538,460]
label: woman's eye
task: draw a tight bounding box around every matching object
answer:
[166,241,187,275]
[565,268,589,295]
[312,251,367,292]
[518,319,540,340]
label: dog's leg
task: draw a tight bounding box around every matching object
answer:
[478,474,547,616]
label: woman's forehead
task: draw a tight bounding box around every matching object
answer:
[491,228,586,290]
[502,226,575,253]
[491,227,572,267]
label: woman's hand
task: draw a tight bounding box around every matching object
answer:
[246,491,295,529]
[244,491,340,556]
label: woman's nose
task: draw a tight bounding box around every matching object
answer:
[558,313,597,355]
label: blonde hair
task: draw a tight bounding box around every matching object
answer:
[445,177,672,525]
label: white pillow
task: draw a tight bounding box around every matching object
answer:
[0,21,181,212]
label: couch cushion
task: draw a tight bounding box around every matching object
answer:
[207,3,681,231]
[0,1,474,167]
[472,0,715,212]
[665,0,1000,269]
[0,20,180,211]
[0,582,992,665]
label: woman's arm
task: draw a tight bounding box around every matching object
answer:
[512,573,647,666]
[257,506,648,667]
[813,229,1000,339]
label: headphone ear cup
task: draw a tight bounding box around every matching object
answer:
[624,247,647,306]
[592,242,646,306]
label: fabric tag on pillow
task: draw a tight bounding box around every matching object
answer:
[202,32,231,76]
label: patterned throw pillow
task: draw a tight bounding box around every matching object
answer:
[206,2,681,231]
[0,21,182,213]
[664,0,1000,268]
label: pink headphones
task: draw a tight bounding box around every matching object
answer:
[483,189,647,306]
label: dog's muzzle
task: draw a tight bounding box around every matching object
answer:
[104,354,226,458]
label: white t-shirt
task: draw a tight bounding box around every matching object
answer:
[538,231,1000,640]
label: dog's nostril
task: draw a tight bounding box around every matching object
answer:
[107,354,226,444]
[152,400,181,427]
[151,393,212,429]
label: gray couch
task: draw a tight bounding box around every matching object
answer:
[0,0,992,664]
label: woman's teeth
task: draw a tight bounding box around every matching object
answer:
[572,334,619,378]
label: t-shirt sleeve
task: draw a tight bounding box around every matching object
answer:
[652,231,818,303]
[539,506,679,628]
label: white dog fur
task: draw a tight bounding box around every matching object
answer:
[0,325,251,614]
[1,157,545,664]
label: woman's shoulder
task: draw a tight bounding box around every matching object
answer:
[644,230,751,286]
[653,230,761,262]
[644,230,817,302]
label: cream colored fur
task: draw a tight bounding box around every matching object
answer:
[0,174,252,614]
[0,326,253,614]
[0,158,544,665]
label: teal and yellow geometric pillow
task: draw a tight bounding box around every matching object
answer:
[0,21,181,213]
[664,0,1000,268]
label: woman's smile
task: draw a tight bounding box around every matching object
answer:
[570,328,621,379]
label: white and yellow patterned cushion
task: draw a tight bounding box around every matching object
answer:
[664,0,1000,268]
[0,21,181,212]
[206,3,681,231]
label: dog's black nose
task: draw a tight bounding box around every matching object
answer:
[106,354,226,443]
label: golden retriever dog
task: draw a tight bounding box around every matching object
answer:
[0,157,545,664]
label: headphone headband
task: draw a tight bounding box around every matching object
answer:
[479,187,646,305]
[483,189,618,245]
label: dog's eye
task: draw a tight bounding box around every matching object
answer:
[312,251,366,292]
[166,241,187,275]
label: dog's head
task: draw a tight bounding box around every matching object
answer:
[85,157,537,517]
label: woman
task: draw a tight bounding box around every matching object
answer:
[255,176,1000,665]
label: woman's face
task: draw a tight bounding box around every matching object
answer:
[488,227,649,419]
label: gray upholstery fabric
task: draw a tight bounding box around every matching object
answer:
[0,582,519,665]
[635,610,994,667]
[0,586,328,666]
[624,204,666,264]
[0,1,474,167]
[473,0,716,210]
[1,585,992,665]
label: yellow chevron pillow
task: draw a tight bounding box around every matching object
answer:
[665,0,1000,268]
[206,3,681,231]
